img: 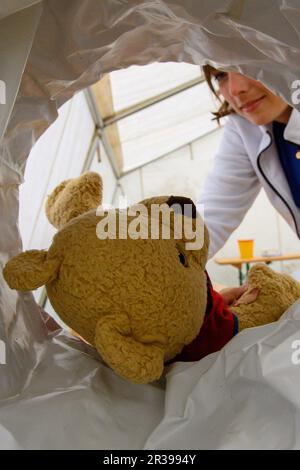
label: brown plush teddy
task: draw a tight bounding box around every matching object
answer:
[3,172,300,383]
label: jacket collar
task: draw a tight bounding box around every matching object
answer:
[255,107,300,238]
[283,108,300,145]
[258,107,300,145]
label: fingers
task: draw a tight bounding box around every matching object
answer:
[220,284,248,306]
[232,287,260,307]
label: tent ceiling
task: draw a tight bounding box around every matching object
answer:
[108,62,203,114]
[91,63,219,173]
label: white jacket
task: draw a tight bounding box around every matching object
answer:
[198,108,300,258]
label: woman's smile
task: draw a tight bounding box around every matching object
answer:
[239,95,266,114]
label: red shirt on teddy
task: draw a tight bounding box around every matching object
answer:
[173,273,239,362]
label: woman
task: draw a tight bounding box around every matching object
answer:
[199,65,300,262]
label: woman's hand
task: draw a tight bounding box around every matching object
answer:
[219,284,248,307]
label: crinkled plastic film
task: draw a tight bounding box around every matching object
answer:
[1,0,300,449]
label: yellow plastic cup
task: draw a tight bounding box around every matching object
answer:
[238,239,254,259]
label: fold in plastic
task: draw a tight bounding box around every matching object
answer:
[1,0,300,449]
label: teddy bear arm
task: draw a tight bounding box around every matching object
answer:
[232,295,298,331]
[3,250,60,291]
[232,268,300,331]
[232,308,279,331]
[94,314,165,384]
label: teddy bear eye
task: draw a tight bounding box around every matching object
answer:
[178,252,188,267]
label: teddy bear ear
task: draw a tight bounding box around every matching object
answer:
[95,314,166,384]
[46,172,103,229]
[166,196,209,266]
[166,196,198,218]
[3,250,60,291]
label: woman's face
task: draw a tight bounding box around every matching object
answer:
[213,70,292,125]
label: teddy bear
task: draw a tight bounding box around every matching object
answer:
[3,172,300,383]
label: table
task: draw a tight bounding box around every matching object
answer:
[214,253,300,285]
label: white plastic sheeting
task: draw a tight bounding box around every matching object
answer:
[3,0,300,169]
[2,0,300,449]
[1,301,300,450]
[145,301,300,450]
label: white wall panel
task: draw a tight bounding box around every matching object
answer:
[89,140,118,205]
[19,92,95,251]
